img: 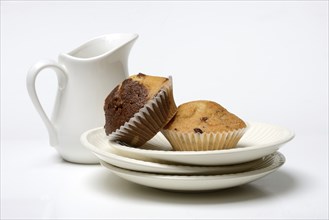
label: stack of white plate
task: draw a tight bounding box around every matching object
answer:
[81,122,294,192]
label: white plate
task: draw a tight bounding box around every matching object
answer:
[109,122,294,165]
[81,129,263,175]
[100,152,285,192]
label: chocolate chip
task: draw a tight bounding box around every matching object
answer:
[200,117,208,122]
[194,128,203,134]
[137,73,146,78]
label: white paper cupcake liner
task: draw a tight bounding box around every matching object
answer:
[161,127,246,151]
[108,76,177,147]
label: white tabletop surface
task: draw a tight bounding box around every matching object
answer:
[1,1,328,219]
[1,134,328,219]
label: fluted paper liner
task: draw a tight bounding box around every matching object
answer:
[108,76,177,147]
[161,127,246,151]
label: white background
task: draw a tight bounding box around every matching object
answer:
[1,1,328,219]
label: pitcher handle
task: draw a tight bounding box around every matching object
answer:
[26,60,67,147]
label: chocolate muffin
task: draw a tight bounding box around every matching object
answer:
[104,73,177,147]
[161,100,247,151]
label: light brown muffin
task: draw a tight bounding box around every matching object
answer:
[104,73,177,147]
[161,100,247,151]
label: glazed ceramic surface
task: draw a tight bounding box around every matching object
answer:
[27,33,138,163]
[82,122,294,165]
[100,152,285,191]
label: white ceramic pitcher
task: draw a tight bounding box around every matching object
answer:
[27,33,138,164]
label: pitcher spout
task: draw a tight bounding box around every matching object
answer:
[61,33,139,61]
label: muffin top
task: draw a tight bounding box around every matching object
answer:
[104,73,169,135]
[129,74,169,100]
[163,100,246,133]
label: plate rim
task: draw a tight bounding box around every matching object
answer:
[81,121,294,166]
[100,151,285,180]
[81,129,266,174]
[102,152,286,191]
[109,121,295,156]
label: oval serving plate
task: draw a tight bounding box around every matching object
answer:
[100,152,285,192]
[108,122,294,165]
